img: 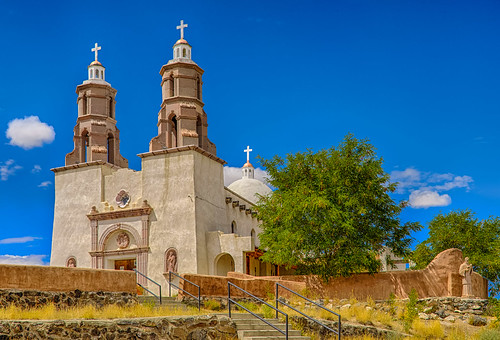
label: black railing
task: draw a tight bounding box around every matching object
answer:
[228,282,288,339]
[133,269,162,305]
[168,271,201,310]
[275,282,341,339]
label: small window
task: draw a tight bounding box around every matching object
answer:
[90,69,94,78]
[231,221,237,234]
[183,48,186,57]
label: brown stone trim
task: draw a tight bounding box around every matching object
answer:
[160,62,204,75]
[138,145,226,165]
[162,96,204,108]
[89,247,150,257]
[76,82,117,93]
[51,160,120,173]
[87,206,152,221]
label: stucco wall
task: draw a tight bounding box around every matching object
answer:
[51,163,116,268]
[176,249,488,300]
[174,273,305,298]
[0,264,136,293]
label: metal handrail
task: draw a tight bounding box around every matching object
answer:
[168,271,201,310]
[133,269,162,305]
[228,282,288,339]
[275,282,341,339]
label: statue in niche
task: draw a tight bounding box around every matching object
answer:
[459,257,473,297]
[166,248,178,273]
[116,232,130,249]
[67,257,76,268]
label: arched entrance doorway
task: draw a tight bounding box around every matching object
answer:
[215,253,235,276]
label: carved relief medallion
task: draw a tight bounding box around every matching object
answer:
[115,190,130,208]
[116,232,130,249]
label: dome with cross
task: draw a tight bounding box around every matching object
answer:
[227,146,272,205]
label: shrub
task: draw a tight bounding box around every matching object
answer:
[477,328,500,340]
[203,299,222,311]
[411,319,444,339]
[403,289,419,331]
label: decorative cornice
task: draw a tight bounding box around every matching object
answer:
[159,62,204,75]
[89,246,150,257]
[138,145,226,165]
[87,202,152,221]
[51,160,120,173]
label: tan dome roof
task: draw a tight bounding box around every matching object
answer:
[227,178,272,205]
[243,162,254,168]
[175,38,189,45]
[90,60,102,66]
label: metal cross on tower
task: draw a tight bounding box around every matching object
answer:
[176,20,188,39]
[91,43,101,62]
[244,146,253,163]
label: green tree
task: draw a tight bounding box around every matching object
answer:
[410,210,500,295]
[255,134,421,281]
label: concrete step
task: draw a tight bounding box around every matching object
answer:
[240,329,302,337]
[224,312,311,340]
[138,296,188,309]
[242,337,310,340]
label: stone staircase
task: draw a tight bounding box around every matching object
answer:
[137,296,189,310]
[230,313,311,340]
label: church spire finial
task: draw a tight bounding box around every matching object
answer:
[92,43,101,62]
[244,145,253,163]
[177,20,188,40]
[87,43,106,82]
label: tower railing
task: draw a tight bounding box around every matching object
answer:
[133,269,162,305]
[275,282,341,339]
[228,281,288,339]
[168,271,201,310]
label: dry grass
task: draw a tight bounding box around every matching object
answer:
[0,303,205,320]
[411,319,444,339]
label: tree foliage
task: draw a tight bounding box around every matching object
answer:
[410,209,500,295]
[255,134,420,281]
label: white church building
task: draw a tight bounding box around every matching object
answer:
[50,21,275,291]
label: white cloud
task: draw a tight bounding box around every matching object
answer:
[433,175,473,191]
[32,165,42,173]
[38,181,52,188]
[0,236,41,244]
[0,254,47,266]
[0,159,22,181]
[223,166,269,186]
[6,116,55,149]
[409,190,451,209]
[391,167,473,209]
[390,168,422,193]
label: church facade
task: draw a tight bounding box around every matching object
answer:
[50,21,275,291]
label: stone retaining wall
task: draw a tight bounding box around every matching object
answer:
[0,315,237,340]
[0,289,138,309]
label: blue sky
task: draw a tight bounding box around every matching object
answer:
[0,0,499,265]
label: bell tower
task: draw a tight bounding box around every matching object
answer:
[149,20,217,155]
[65,43,128,167]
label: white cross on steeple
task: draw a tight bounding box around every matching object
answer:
[177,20,188,39]
[91,43,101,62]
[244,146,253,163]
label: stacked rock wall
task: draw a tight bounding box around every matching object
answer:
[0,315,237,339]
[0,289,137,309]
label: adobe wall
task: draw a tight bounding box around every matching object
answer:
[175,272,306,299]
[0,264,136,293]
[176,249,488,300]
